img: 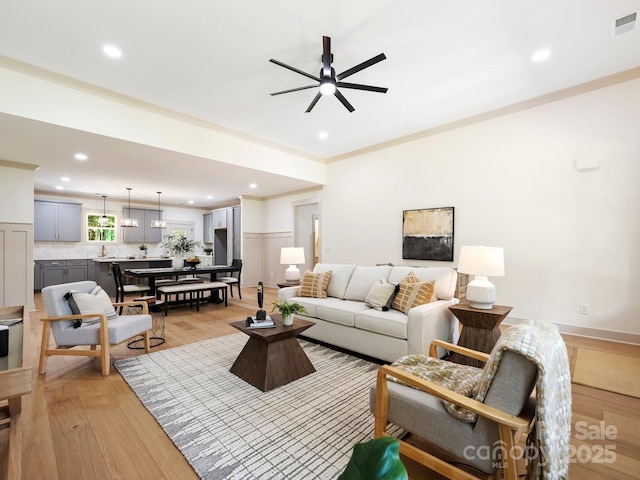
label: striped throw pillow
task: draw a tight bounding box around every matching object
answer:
[298,270,332,298]
[392,272,435,314]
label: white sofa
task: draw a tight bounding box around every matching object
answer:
[278,263,460,362]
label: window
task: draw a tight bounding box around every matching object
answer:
[87,214,117,242]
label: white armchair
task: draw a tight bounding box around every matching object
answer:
[39,281,152,376]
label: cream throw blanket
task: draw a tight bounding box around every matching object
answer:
[474,321,571,480]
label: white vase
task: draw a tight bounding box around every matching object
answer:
[282,313,294,326]
[172,257,184,269]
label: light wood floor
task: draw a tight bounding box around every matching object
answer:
[1,288,639,480]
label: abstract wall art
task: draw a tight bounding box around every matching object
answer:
[402,207,454,261]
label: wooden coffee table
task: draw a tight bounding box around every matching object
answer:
[229,315,315,391]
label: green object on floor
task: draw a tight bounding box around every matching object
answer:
[338,437,408,480]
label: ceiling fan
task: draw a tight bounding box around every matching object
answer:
[269,36,388,113]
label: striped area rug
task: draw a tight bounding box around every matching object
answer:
[115,333,400,480]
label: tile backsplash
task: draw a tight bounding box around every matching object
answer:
[34,242,166,260]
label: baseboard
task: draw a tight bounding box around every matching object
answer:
[504,317,640,346]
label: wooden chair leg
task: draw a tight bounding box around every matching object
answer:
[237,283,241,299]
[38,322,51,374]
[143,330,151,353]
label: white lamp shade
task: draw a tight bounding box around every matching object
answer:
[457,246,505,277]
[280,247,305,265]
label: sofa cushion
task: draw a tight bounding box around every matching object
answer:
[343,265,393,301]
[392,272,435,314]
[389,266,457,300]
[313,263,356,299]
[316,300,371,327]
[365,280,398,311]
[355,308,408,340]
[299,270,332,298]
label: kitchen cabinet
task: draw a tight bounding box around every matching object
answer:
[34,261,43,291]
[232,206,241,259]
[42,259,88,288]
[213,208,227,229]
[203,212,213,244]
[34,200,82,242]
[213,206,241,265]
[121,208,163,244]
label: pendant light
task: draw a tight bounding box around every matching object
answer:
[150,191,167,228]
[121,187,139,227]
[99,195,109,226]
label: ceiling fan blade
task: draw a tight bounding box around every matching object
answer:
[322,36,332,77]
[336,53,387,81]
[270,85,318,96]
[336,82,388,94]
[305,92,323,113]
[269,58,320,82]
[334,90,355,112]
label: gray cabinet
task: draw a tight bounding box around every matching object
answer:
[34,200,82,242]
[212,206,241,265]
[34,261,44,291]
[232,206,241,259]
[122,208,163,244]
[42,259,89,288]
[203,213,213,244]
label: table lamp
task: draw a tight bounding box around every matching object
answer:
[280,247,305,284]
[457,246,505,309]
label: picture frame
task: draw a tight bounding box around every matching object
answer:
[402,207,454,261]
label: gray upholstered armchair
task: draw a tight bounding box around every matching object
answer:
[371,321,571,480]
[39,281,152,376]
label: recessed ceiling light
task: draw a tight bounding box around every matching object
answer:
[103,44,122,58]
[318,132,329,140]
[74,153,88,161]
[61,177,70,182]
[249,183,257,189]
[55,186,64,190]
[206,195,213,200]
[532,49,550,62]
[188,200,194,204]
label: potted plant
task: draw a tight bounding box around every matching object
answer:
[138,244,148,257]
[203,247,213,255]
[162,233,202,269]
[272,299,307,326]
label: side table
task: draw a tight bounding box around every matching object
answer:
[448,303,512,367]
[127,296,166,349]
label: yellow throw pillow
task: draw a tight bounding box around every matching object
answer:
[392,272,435,314]
[298,270,332,298]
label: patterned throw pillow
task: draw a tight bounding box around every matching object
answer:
[392,272,435,314]
[298,270,332,298]
[390,354,483,422]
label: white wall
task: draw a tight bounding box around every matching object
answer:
[320,78,640,339]
[0,161,36,223]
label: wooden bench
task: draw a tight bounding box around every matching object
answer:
[156,282,228,315]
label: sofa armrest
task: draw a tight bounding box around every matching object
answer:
[406,298,459,358]
[277,286,300,301]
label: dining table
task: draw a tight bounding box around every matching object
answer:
[124,264,241,299]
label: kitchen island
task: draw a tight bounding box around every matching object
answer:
[93,257,172,297]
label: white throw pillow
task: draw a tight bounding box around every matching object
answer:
[67,286,118,327]
[365,279,398,311]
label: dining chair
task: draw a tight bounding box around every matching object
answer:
[218,258,242,299]
[112,262,151,303]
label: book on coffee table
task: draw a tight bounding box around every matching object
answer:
[246,316,275,329]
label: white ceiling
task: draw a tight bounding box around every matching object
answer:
[1,0,639,208]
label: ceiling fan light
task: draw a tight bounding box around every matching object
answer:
[320,81,336,95]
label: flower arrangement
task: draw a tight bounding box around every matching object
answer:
[138,244,148,251]
[162,233,202,257]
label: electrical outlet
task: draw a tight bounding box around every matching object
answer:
[579,304,589,315]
